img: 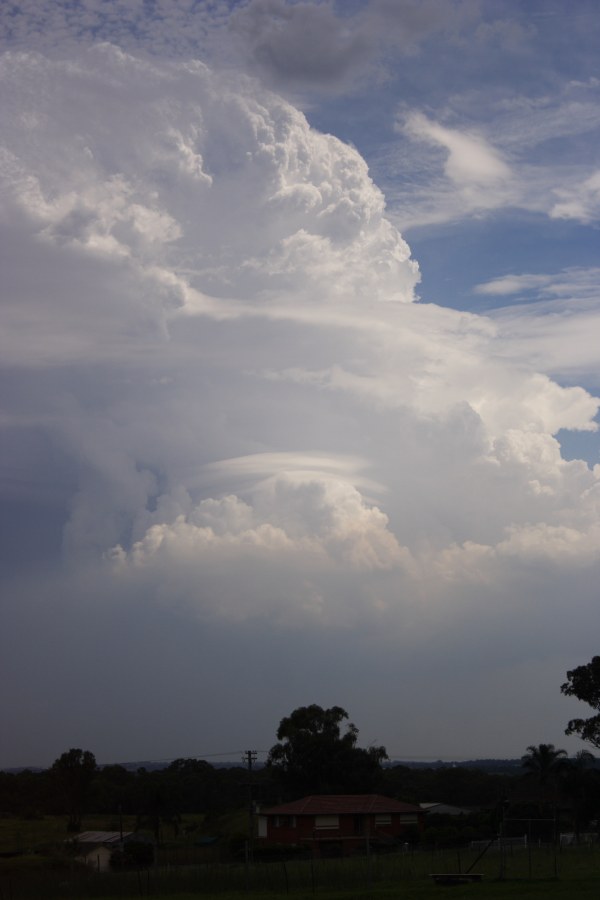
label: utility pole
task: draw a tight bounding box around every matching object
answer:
[244,750,258,863]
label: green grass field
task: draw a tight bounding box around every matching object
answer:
[0,814,141,853]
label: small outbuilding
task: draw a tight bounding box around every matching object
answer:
[258,794,424,857]
[67,831,146,872]
[420,802,471,816]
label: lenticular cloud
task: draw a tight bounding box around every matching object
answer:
[1,45,600,629]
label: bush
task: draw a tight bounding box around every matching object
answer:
[110,839,154,868]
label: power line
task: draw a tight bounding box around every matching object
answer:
[95,749,270,767]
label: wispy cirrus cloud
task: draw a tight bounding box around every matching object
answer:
[475,267,600,300]
[475,268,600,385]
[402,113,512,187]
[393,111,515,223]
[381,73,600,230]
[550,170,600,223]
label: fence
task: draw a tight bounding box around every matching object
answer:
[470,836,527,850]
[3,841,599,899]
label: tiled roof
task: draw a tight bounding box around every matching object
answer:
[262,794,422,816]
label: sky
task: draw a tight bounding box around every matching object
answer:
[1,0,600,770]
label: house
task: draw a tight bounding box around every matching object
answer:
[258,794,424,857]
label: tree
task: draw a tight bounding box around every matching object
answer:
[267,704,387,795]
[561,656,600,749]
[561,751,598,839]
[89,764,134,814]
[50,748,97,832]
[521,743,568,819]
[164,758,219,814]
[521,743,568,787]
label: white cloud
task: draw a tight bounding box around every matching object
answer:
[475,267,600,301]
[403,112,512,187]
[112,471,412,585]
[382,76,600,230]
[475,273,560,297]
[475,268,600,384]
[2,48,598,560]
[0,44,420,374]
[0,0,233,59]
[550,169,600,223]
[386,111,517,226]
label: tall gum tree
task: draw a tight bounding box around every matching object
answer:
[267,704,387,796]
[561,656,600,749]
[50,748,97,832]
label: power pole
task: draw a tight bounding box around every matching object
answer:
[244,750,258,863]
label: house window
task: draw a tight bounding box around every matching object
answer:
[400,814,418,824]
[315,815,339,830]
[375,814,392,826]
[273,815,296,828]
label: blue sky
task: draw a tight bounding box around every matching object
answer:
[1,1,600,768]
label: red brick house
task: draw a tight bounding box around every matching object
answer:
[258,794,424,857]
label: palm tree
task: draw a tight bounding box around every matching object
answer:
[521,744,568,786]
[521,744,569,821]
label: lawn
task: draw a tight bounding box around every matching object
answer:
[0,814,141,853]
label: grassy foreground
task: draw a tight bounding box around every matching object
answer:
[2,816,600,899]
[30,877,600,900]
[2,846,600,899]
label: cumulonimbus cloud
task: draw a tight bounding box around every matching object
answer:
[1,44,599,635]
[2,33,600,768]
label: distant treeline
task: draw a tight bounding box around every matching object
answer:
[388,759,524,773]
[0,754,541,819]
[3,749,600,849]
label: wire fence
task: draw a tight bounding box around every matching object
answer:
[3,840,600,900]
